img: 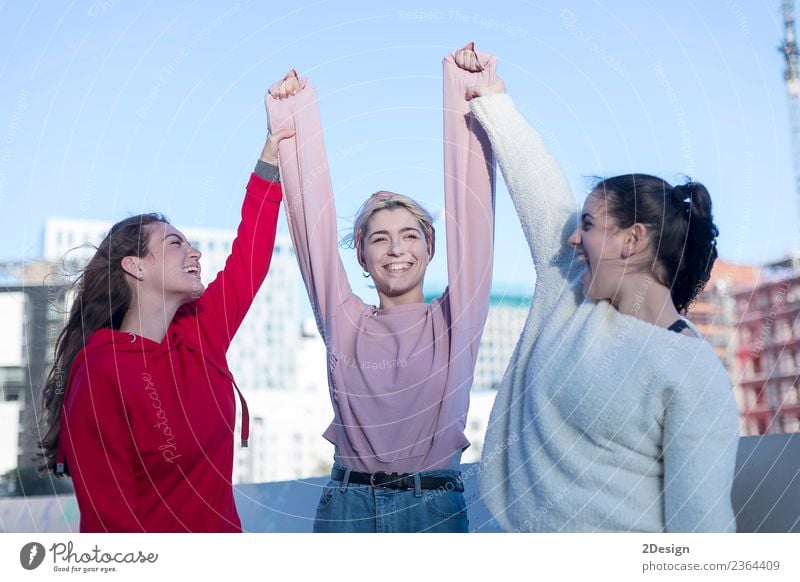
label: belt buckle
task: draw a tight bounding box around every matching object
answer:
[369,471,387,488]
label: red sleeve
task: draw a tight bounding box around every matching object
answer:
[61,359,142,532]
[184,174,282,353]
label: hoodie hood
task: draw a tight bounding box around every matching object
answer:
[56,325,249,476]
[81,327,184,355]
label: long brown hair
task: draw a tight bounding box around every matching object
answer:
[38,213,168,475]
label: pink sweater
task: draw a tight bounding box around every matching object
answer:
[267,50,496,472]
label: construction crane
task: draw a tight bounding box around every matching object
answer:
[781,0,800,267]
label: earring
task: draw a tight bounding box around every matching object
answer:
[362,271,370,278]
[137,271,144,281]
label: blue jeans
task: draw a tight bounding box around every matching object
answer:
[312,464,469,533]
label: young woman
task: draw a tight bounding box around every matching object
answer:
[37,94,294,532]
[466,80,740,532]
[266,44,496,532]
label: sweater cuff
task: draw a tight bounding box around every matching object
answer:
[469,92,515,119]
[246,173,283,203]
[254,160,280,183]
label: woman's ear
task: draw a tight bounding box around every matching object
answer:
[622,223,649,259]
[121,256,141,279]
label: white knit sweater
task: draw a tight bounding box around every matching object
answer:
[470,94,739,532]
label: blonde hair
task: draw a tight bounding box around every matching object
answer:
[343,191,435,268]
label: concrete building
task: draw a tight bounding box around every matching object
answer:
[733,268,800,435]
[0,260,70,484]
[473,294,531,392]
[234,321,333,483]
[688,260,761,368]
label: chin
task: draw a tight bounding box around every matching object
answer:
[185,284,205,302]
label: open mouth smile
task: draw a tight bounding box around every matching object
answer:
[384,262,413,273]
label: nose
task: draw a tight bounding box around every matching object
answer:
[190,245,202,260]
[388,239,403,256]
[567,228,581,247]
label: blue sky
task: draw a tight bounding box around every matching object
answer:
[0,0,797,301]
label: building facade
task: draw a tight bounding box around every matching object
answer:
[733,271,800,435]
[0,260,70,489]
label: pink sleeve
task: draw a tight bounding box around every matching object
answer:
[266,79,355,336]
[62,362,142,532]
[442,49,497,345]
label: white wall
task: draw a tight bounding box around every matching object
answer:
[0,400,20,474]
[0,293,25,367]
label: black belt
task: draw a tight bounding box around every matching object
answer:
[331,467,464,492]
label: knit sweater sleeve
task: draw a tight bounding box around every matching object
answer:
[441,48,496,343]
[662,354,739,532]
[266,78,356,340]
[61,358,142,532]
[469,94,582,309]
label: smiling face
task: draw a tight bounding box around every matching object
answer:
[567,191,631,302]
[134,222,204,305]
[361,208,431,308]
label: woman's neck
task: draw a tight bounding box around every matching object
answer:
[613,274,682,329]
[119,296,181,343]
[377,288,425,310]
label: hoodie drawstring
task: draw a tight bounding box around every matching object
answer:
[233,382,250,447]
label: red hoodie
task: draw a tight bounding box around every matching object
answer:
[59,173,281,532]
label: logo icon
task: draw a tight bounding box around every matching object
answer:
[20,542,46,570]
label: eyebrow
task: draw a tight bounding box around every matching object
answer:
[163,233,186,243]
[368,226,422,238]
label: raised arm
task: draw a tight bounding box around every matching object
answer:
[191,174,283,352]
[180,117,291,353]
[266,71,355,339]
[442,43,496,338]
[662,361,739,532]
[468,89,581,286]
